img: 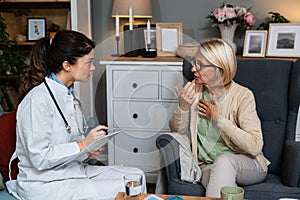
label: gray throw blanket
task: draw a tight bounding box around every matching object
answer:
[160,132,201,183]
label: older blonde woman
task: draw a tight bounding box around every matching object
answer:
[169,38,270,198]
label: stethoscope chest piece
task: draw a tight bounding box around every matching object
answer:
[65,124,71,134]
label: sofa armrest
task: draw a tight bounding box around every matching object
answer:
[156,134,181,182]
[0,173,4,191]
[281,140,300,187]
[156,134,206,196]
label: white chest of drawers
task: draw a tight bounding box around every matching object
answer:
[101,57,183,183]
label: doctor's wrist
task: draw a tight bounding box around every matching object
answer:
[77,140,86,151]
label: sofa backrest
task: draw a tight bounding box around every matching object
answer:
[234,59,294,175]
[286,59,300,141]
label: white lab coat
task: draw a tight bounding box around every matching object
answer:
[6,78,146,200]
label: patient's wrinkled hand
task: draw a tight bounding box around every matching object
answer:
[175,81,196,111]
[197,94,221,123]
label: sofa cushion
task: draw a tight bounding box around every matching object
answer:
[234,59,293,174]
[0,110,18,181]
[168,178,205,196]
[243,174,300,199]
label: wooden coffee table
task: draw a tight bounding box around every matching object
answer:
[115,192,220,200]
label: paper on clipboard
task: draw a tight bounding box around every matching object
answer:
[54,130,122,169]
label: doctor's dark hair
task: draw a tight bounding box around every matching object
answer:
[19,30,95,102]
[47,30,95,73]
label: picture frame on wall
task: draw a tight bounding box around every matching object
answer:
[27,18,46,41]
[243,30,268,57]
[266,23,300,57]
[156,23,183,56]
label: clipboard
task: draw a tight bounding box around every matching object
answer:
[54,129,122,169]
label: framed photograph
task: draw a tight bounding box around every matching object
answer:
[156,23,183,56]
[266,23,300,57]
[243,30,268,57]
[27,18,46,41]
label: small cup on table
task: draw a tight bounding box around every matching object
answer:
[124,174,143,200]
[220,186,244,200]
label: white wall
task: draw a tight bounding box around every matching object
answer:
[71,0,95,122]
[88,0,300,123]
[92,0,300,52]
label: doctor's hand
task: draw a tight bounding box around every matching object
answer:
[87,147,105,159]
[175,81,196,111]
[77,125,107,151]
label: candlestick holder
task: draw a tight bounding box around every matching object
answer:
[111,36,120,57]
[141,43,156,57]
[147,43,151,51]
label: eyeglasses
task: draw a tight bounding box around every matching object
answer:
[191,58,216,71]
[73,92,89,135]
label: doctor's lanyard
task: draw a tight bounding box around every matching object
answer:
[44,80,72,134]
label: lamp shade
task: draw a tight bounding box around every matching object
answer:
[112,0,152,18]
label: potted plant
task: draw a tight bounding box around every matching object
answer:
[257,12,290,30]
[207,3,255,52]
[0,13,26,111]
[48,23,61,39]
[0,14,26,75]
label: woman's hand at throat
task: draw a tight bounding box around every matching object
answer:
[197,93,222,123]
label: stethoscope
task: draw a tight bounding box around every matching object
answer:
[44,80,89,135]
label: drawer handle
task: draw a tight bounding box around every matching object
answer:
[132,113,138,119]
[133,148,138,153]
[132,82,138,88]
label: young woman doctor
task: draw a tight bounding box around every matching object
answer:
[7,30,146,200]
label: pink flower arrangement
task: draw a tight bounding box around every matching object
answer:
[207,4,255,28]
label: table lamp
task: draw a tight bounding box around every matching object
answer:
[111,0,152,57]
[111,0,152,19]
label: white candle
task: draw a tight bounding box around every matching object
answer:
[129,5,133,30]
[115,14,119,37]
[147,19,151,44]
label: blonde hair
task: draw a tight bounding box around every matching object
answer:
[199,38,237,86]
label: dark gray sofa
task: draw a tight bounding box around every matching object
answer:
[156,58,300,199]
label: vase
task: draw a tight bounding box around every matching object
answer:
[218,23,239,53]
